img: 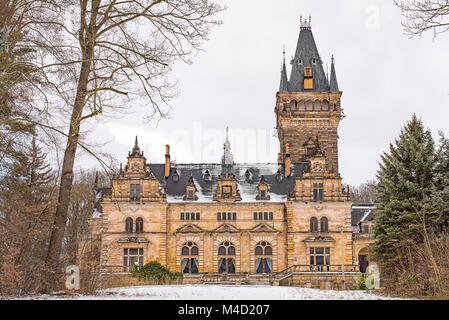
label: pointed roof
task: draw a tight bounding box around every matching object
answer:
[129,135,143,157]
[329,55,339,92]
[221,127,234,177]
[289,20,329,92]
[279,47,289,92]
[284,17,331,93]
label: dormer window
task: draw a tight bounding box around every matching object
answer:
[304,67,313,90]
[203,170,211,181]
[222,185,232,198]
[312,58,317,64]
[304,67,312,77]
[245,169,252,182]
[183,176,198,201]
[172,170,179,183]
[298,58,303,64]
[275,169,283,183]
[256,176,270,200]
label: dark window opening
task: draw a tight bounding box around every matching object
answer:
[313,183,324,201]
[181,242,199,274]
[320,217,328,233]
[130,184,141,201]
[125,217,133,233]
[136,217,143,233]
[218,242,236,274]
[255,241,273,274]
[310,217,318,233]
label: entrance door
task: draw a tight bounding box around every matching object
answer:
[358,255,369,273]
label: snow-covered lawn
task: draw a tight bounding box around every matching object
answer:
[17,285,407,300]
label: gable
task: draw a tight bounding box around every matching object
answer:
[175,224,205,234]
[213,224,241,233]
[249,223,280,233]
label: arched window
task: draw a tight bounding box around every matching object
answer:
[255,241,272,274]
[181,242,199,274]
[136,217,143,234]
[125,217,133,233]
[218,242,235,274]
[320,217,328,233]
[310,217,318,233]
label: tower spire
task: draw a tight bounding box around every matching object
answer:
[130,135,142,156]
[329,54,339,92]
[279,45,289,92]
[221,127,234,177]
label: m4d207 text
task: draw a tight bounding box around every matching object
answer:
[222,305,270,316]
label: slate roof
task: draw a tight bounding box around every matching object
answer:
[279,22,340,93]
[288,28,330,92]
[91,170,376,229]
[351,204,376,233]
[279,60,289,92]
[329,56,339,92]
[148,162,308,203]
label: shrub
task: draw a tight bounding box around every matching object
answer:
[132,261,183,284]
[357,274,367,290]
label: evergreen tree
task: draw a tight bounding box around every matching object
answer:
[371,114,436,278]
[0,137,54,295]
[431,133,449,232]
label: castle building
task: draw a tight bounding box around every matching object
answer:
[88,17,375,289]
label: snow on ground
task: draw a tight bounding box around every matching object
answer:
[16,285,407,300]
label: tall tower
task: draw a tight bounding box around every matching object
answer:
[276,16,342,174]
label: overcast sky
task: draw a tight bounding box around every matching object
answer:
[80,0,449,186]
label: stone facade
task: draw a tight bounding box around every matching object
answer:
[83,18,376,288]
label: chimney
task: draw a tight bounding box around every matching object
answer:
[285,144,291,177]
[165,144,171,178]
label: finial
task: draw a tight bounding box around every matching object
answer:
[300,15,312,30]
[282,44,286,62]
[226,126,229,142]
[131,135,142,156]
[331,54,334,64]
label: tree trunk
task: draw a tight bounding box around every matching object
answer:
[42,53,93,292]
[42,0,101,292]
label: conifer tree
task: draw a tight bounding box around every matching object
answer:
[431,133,449,232]
[371,114,436,278]
[0,137,54,294]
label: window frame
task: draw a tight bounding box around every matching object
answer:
[123,248,143,271]
[320,217,328,233]
[135,217,143,234]
[125,217,133,233]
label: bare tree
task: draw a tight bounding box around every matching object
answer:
[394,0,449,37]
[350,179,378,203]
[23,0,224,292]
